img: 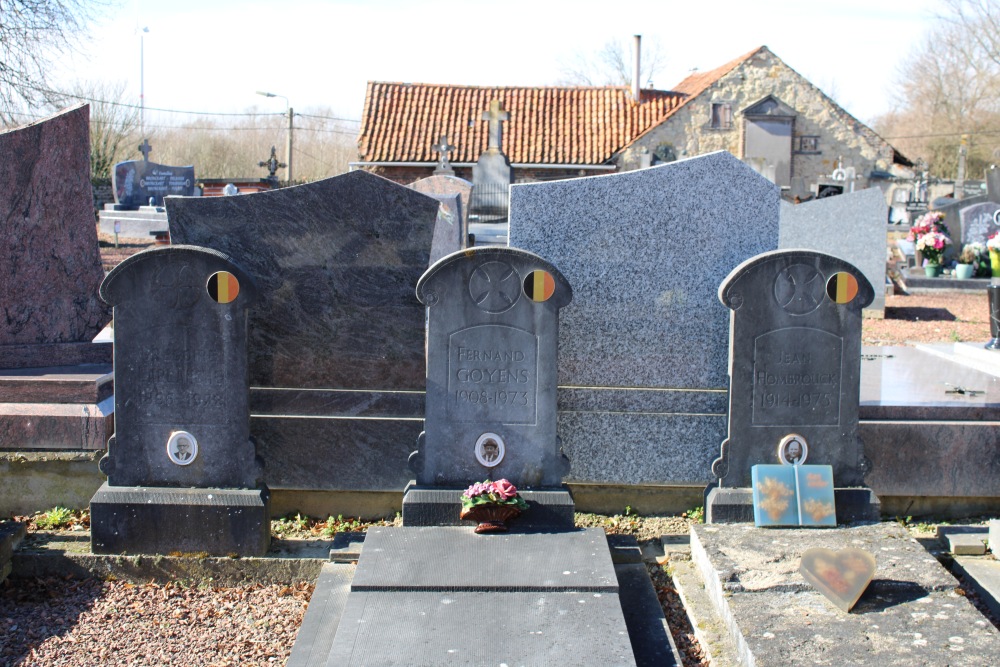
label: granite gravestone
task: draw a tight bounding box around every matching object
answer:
[0,104,113,470]
[509,151,779,490]
[404,247,574,526]
[431,134,456,176]
[113,157,195,208]
[958,201,1000,245]
[708,249,876,523]
[166,171,441,495]
[469,100,513,221]
[0,104,110,365]
[422,192,468,265]
[90,245,269,556]
[409,173,472,229]
[779,187,887,318]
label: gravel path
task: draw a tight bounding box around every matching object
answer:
[864,290,990,345]
[0,577,311,666]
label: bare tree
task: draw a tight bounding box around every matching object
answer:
[874,0,1000,178]
[557,36,668,88]
[0,0,107,121]
[52,80,141,181]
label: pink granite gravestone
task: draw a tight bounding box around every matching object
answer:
[0,104,110,367]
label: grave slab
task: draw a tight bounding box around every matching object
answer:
[285,563,355,667]
[991,520,999,552]
[689,523,1000,666]
[952,556,1000,620]
[323,526,637,666]
[0,521,26,584]
[401,485,574,528]
[938,526,990,556]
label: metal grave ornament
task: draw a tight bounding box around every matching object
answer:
[411,247,572,487]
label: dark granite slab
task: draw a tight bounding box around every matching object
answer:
[89,484,270,556]
[401,485,574,528]
[0,365,113,403]
[285,563,355,667]
[166,171,441,390]
[351,526,617,592]
[0,342,112,370]
[0,105,110,348]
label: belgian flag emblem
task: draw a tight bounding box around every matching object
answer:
[826,272,858,304]
[523,270,555,302]
[207,271,240,304]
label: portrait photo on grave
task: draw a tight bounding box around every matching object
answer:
[778,433,808,465]
[166,430,198,466]
[475,433,505,467]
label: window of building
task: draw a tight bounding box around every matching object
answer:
[710,103,732,130]
[795,136,820,153]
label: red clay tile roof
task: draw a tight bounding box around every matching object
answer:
[358,83,685,165]
[671,46,764,98]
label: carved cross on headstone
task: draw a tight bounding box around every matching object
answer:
[432,135,455,175]
[258,146,286,180]
[138,139,152,162]
[482,100,509,151]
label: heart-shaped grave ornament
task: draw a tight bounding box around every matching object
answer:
[798,547,876,612]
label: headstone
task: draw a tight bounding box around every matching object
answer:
[708,249,877,522]
[0,104,110,363]
[958,201,1000,245]
[509,151,779,489]
[432,134,455,176]
[89,245,269,556]
[409,173,473,229]
[404,247,575,526]
[421,192,468,265]
[469,100,513,221]
[779,187,887,317]
[166,171,441,493]
[113,157,195,208]
[0,104,114,460]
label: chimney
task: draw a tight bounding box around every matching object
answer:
[632,35,642,103]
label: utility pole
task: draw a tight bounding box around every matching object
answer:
[956,135,968,200]
[286,107,294,184]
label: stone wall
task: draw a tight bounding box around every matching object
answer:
[618,48,896,190]
[359,165,601,186]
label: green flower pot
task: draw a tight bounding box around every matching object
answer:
[955,263,975,280]
[924,264,942,278]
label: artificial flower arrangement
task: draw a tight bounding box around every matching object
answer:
[460,479,529,533]
[988,232,1000,252]
[916,232,952,266]
[907,210,949,242]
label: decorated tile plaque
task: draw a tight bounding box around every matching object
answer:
[412,247,572,487]
[713,250,874,489]
[751,463,836,527]
[98,245,261,488]
[799,547,876,612]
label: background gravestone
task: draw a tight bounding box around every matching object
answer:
[958,201,1000,245]
[779,187,887,318]
[0,104,110,365]
[422,192,468,265]
[409,174,472,230]
[509,151,779,491]
[166,171,440,497]
[90,245,269,556]
[708,249,875,522]
[113,158,195,208]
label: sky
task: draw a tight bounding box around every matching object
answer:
[51,0,943,135]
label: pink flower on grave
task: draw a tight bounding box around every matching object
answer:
[493,479,517,500]
[463,482,492,498]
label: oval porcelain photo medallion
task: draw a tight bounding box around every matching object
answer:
[207,271,240,304]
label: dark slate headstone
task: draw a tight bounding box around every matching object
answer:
[90,245,269,556]
[0,104,110,363]
[166,171,441,492]
[424,193,468,265]
[113,159,195,208]
[410,247,572,489]
[712,250,874,491]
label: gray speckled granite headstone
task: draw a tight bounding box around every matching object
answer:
[508,151,779,486]
[412,247,572,487]
[712,250,874,488]
[166,172,440,492]
[779,188,887,318]
[90,245,269,556]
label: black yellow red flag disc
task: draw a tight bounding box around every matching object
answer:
[207,271,240,304]
[826,272,858,304]
[523,270,555,302]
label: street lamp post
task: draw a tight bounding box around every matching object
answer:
[140,26,149,139]
[256,90,293,183]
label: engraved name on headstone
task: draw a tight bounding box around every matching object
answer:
[958,201,1000,245]
[411,247,572,487]
[713,250,874,488]
[113,159,195,208]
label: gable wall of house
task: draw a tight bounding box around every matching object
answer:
[618,49,896,190]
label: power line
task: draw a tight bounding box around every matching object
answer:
[298,112,361,124]
[884,128,1000,140]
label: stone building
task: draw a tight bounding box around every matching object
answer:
[354,45,910,194]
